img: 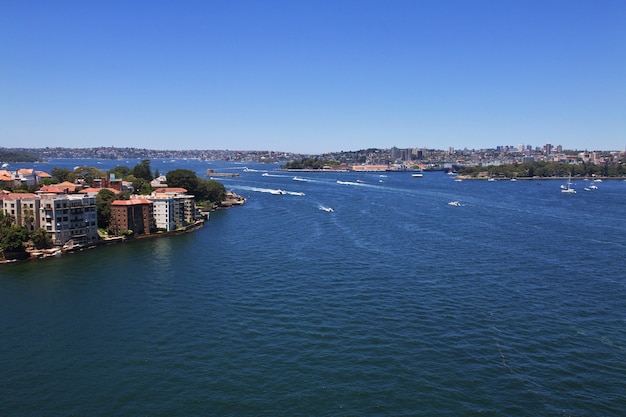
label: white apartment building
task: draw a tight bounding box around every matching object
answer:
[149,196,176,232]
[144,188,197,231]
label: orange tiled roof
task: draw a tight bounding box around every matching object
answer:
[0,193,39,200]
[159,187,187,193]
[79,187,120,194]
[112,199,152,206]
[38,185,71,193]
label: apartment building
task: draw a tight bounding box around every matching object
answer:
[0,193,41,232]
[146,188,197,231]
[39,194,99,247]
[110,199,154,236]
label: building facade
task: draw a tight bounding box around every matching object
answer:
[110,199,154,236]
[0,193,41,232]
[39,194,99,247]
[146,188,197,231]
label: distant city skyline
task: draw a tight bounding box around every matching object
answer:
[2,1,625,154]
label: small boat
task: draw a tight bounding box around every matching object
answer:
[412,173,423,178]
[293,176,305,181]
[561,174,576,193]
[320,206,334,213]
[448,201,462,207]
[270,189,285,195]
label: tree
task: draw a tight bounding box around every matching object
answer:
[197,179,226,204]
[108,166,131,179]
[166,169,199,193]
[69,166,106,185]
[96,189,117,229]
[51,168,71,183]
[0,213,29,253]
[31,228,53,249]
[166,169,226,204]
[125,174,152,195]
[131,159,153,181]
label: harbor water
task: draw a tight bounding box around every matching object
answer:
[2,159,626,416]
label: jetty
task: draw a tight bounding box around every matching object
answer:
[206,169,240,177]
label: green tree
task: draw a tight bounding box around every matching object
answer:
[51,167,71,183]
[0,213,29,253]
[69,166,106,186]
[166,169,199,193]
[125,175,152,195]
[166,169,226,204]
[131,159,153,181]
[108,165,131,179]
[96,189,117,229]
[197,179,226,204]
[31,228,53,249]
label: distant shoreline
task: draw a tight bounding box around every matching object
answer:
[455,176,626,180]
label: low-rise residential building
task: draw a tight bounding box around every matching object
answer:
[110,199,154,236]
[0,193,41,232]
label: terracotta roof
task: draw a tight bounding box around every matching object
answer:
[17,168,34,175]
[57,181,81,190]
[0,174,14,182]
[0,193,39,200]
[79,187,120,194]
[36,171,52,177]
[112,199,152,206]
[38,185,71,193]
[159,187,187,193]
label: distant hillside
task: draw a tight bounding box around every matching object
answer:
[0,150,40,163]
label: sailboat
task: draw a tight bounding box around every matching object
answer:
[561,174,576,194]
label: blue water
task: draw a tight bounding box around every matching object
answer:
[2,160,626,415]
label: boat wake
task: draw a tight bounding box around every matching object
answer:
[319,206,334,213]
[237,186,305,196]
[337,180,365,186]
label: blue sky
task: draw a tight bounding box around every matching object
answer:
[2,0,625,154]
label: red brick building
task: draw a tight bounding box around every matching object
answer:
[110,199,154,236]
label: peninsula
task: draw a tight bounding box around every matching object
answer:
[1,161,243,263]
